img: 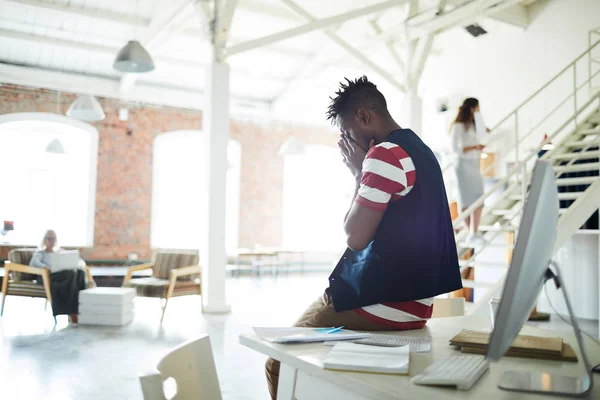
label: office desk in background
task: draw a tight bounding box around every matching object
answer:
[232,249,305,277]
[240,316,600,400]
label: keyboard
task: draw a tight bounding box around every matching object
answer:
[323,335,431,352]
[353,335,431,352]
[411,355,489,391]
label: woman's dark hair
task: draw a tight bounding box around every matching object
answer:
[453,97,479,130]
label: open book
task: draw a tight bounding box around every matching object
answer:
[323,342,410,374]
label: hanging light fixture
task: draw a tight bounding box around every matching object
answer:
[278,137,306,156]
[113,40,155,73]
[46,138,65,154]
[66,94,105,122]
[113,0,154,73]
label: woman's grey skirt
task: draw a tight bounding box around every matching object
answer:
[455,157,484,209]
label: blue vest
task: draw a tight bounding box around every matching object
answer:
[329,129,462,312]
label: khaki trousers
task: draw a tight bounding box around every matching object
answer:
[265,290,399,399]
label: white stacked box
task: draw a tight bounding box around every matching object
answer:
[78,287,136,326]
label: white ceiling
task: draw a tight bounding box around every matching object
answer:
[0,0,540,123]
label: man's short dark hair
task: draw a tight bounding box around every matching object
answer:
[326,76,388,126]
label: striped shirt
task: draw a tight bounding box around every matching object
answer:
[354,141,433,329]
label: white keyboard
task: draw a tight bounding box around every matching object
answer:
[323,335,431,352]
[411,355,489,391]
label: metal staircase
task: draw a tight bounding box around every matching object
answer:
[445,33,600,314]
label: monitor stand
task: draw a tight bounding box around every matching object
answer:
[497,262,594,397]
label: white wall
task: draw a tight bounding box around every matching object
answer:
[419,0,600,154]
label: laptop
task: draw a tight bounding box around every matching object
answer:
[49,250,81,273]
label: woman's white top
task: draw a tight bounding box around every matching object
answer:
[451,122,481,160]
[451,111,488,160]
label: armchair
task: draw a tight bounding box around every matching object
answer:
[122,249,201,321]
[1,248,95,316]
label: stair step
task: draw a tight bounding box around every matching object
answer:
[550,150,600,160]
[459,242,514,249]
[491,209,513,216]
[461,280,496,289]
[479,224,517,232]
[564,139,600,148]
[578,128,600,136]
[508,191,582,201]
[553,162,600,173]
[459,260,509,268]
[556,176,599,186]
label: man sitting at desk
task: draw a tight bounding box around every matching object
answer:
[265,76,463,398]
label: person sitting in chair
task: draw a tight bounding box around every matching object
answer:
[30,230,87,324]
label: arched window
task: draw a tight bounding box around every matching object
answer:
[282,145,355,251]
[0,113,98,247]
[151,130,241,250]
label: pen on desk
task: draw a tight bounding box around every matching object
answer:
[327,326,344,334]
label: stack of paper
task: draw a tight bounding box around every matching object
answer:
[253,327,371,343]
[323,342,410,374]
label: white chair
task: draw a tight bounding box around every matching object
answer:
[139,335,222,400]
[432,297,465,318]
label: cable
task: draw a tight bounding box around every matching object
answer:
[543,284,600,347]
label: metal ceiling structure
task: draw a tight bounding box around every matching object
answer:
[0,0,541,120]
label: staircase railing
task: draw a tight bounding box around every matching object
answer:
[590,27,600,89]
[450,38,600,232]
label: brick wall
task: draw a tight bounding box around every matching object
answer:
[0,84,336,260]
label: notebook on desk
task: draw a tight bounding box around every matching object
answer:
[323,342,410,375]
[449,329,577,361]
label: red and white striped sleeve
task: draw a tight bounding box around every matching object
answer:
[355,142,417,211]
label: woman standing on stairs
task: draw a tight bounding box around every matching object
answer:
[450,98,490,246]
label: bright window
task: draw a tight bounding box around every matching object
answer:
[0,113,98,247]
[151,131,241,250]
[282,145,355,251]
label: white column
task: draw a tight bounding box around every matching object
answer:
[405,90,423,136]
[201,61,231,314]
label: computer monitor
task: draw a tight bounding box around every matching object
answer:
[486,160,593,396]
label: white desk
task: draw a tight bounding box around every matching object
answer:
[240,316,600,399]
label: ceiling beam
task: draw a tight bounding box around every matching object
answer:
[445,0,530,28]
[487,5,530,28]
[370,20,405,76]
[410,0,446,86]
[4,0,312,59]
[214,0,239,59]
[407,0,523,40]
[4,0,151,26]
[0,28,291,82]
[0,62,271,116]
[281,0,405,92]
[226,0,410,56]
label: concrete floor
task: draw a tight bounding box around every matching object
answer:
[0,273,597,400]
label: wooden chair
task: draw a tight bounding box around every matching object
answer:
[432,297,465,318]
[139,335,221,400]
[1,248,95,317]
[122,249,201,322]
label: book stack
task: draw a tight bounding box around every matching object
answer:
[449,330,577,362]
[78,287,136,326]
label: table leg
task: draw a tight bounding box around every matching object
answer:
[277,363,298,400]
